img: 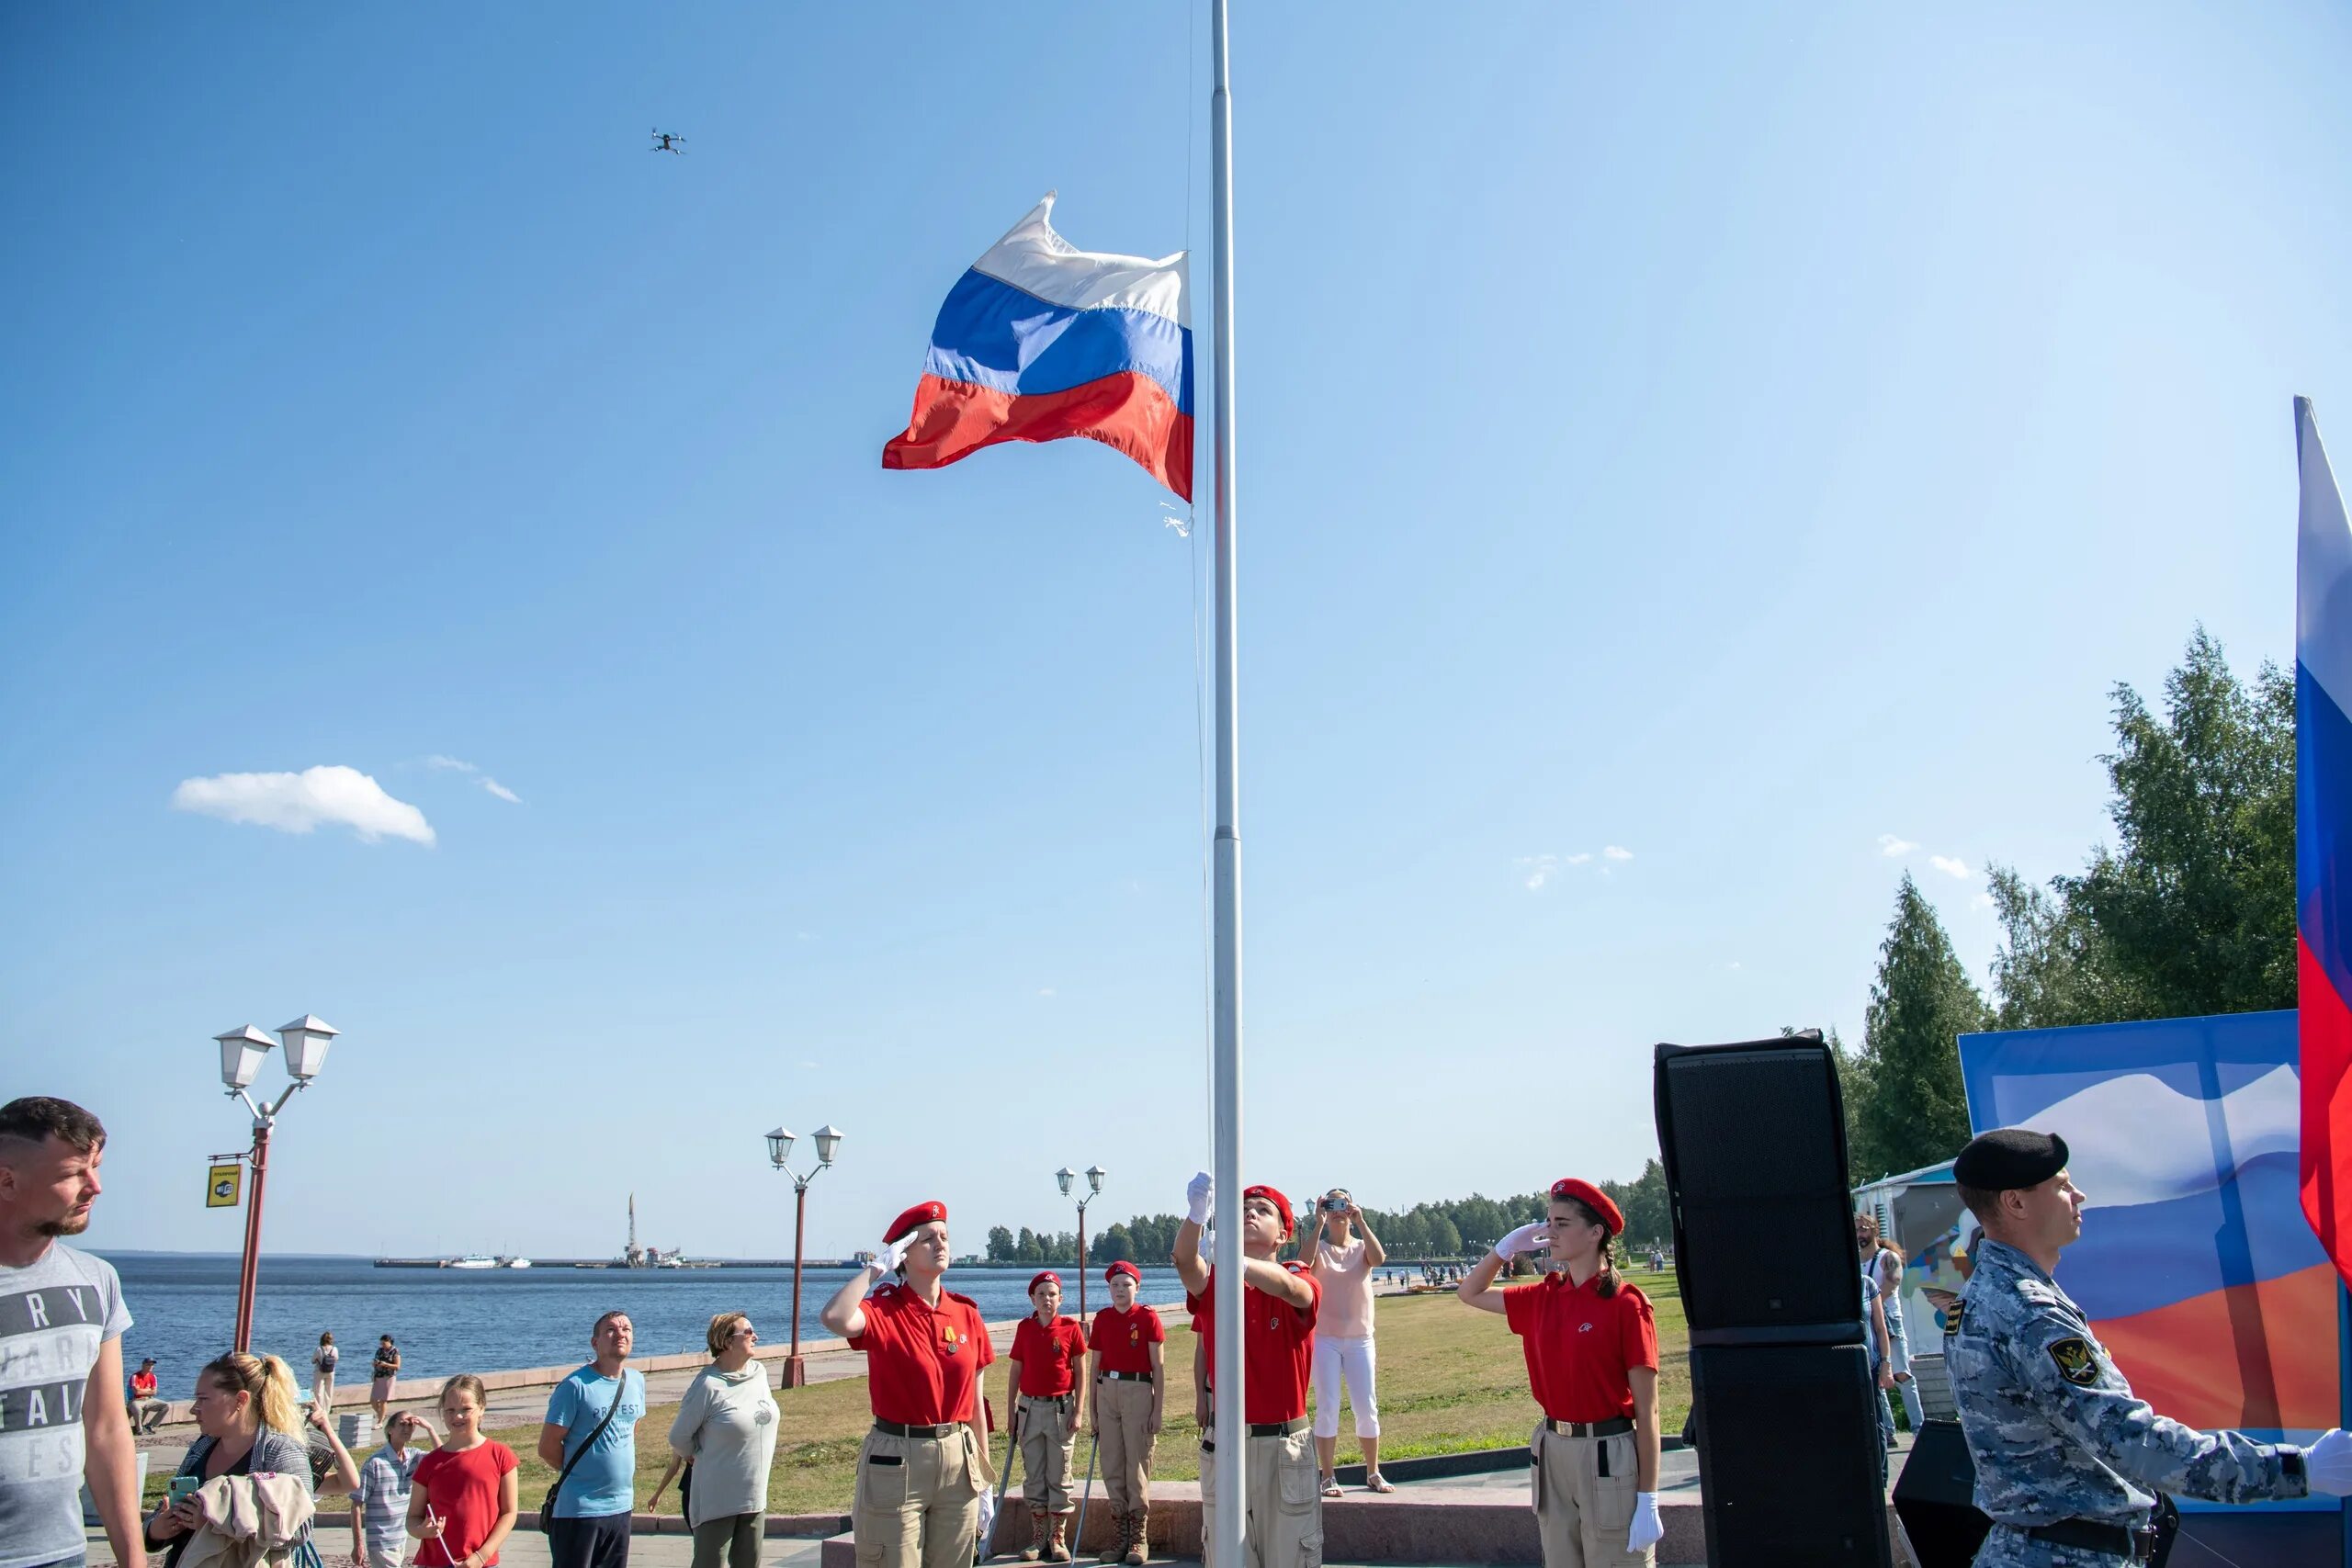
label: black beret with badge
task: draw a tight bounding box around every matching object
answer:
[1952,1127,2069,1191]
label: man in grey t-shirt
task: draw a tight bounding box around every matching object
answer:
[0,1098,145,1568]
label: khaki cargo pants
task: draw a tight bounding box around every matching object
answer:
[1199,1425,1322,1568]
[1020,1394,1080,1514]
[1531,1422,1650,1568]
[854,1424,984,1568]
[1095,1377,1157,1521]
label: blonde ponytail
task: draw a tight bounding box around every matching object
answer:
[200,1351,302,1433]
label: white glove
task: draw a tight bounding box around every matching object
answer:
[1492,1221,1548,1262]
[875,1232,914,1274]
[1186,1171,1214,1225]
[976,1483,999,1545]
[1627,1492,1662,1551]
[2306,1428,2352,1495]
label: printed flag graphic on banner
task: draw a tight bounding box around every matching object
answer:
[2296,396,2352,1291]
[1962,1012,2336,1438]
[882,194,1193,501]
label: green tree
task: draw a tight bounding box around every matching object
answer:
[1853,874,1987,1179]
[1091,1224,1133,1264]
[2058,631,2295,1018]
[987,1225,1017,1263]
[1016,1226,1042,1264]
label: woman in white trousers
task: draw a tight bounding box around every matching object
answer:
[1304,1190,1392,1494]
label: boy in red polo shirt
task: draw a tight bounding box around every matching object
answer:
[1172,1173,1320,1568]
[1090,1261,1165,1564]
[820,1201,997,1568]
[1457,1178,1664,1568]
[1007,1271,1089,1562]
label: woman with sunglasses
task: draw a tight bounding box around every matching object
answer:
[649,1312,782,1568]
[1457,1179,1664,1567]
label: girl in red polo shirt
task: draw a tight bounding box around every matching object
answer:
[1458,1178,1664,1568]
[820,1201,997,1568]
[1090,1261,1166,1565]
[1007,1270,1089,1562]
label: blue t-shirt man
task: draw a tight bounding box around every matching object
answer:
[544,1363,646,1517]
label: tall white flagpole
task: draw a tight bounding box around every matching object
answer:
[1206,2,1246,1567]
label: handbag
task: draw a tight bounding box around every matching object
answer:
[541,1370,633,1535]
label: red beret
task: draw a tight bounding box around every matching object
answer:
[885,1201,947,1244]
[1549,1178,1623,1235]
[1028,1270,1062,1295]
[1104,1261,1141,1284]
[1241,1183,1295,1237]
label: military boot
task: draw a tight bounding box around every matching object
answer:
[1022,1512,1046,1562]
[1044,1515,1072,1563]
[1123,1510,1147,1566]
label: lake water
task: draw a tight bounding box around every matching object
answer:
[99,1253,1191,1399]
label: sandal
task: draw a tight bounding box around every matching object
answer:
[1319,1475,1342,1498]
[1364,1473,1396,1494]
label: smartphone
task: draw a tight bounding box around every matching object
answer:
[168,1474,199,1504]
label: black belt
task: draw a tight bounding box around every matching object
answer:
[873,1419,962,1438]
[1019,1393,1073,1406]
[1198,1417,1310,1453]
[1544,1416,1634,1438]
[1099,1371,1156,1382]
[2011,1520,2156,1562]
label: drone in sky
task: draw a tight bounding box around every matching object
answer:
[650,130,686,155]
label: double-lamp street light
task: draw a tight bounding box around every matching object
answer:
[212,1015,340,1354]
[766,1122,842,1387]
[1057,1163,1107,1315]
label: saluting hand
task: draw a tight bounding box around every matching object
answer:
[876,1232,915,1273]
[1492,1222,1549,1262]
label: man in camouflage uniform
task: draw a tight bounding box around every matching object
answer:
[1946,1128,2352,1564]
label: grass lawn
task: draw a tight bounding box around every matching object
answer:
[463,1269,1691,1518]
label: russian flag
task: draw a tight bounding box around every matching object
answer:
[2296,396,2352,1292]
[883,195,1193,501]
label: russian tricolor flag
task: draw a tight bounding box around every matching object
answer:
[2296,396,2352,1292]
[883,195,1193,501]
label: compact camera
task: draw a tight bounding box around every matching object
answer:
[1320,1190,1351,1213]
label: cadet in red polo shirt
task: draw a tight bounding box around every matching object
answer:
[1457,1179,1664,1568]
[1006,1270,1089,1562]
[820,1201,997,1568]
[1090,1260,1166,1565]
[1172,1173,1320,1568]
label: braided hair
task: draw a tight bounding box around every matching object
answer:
[1557,1197,1623,1298]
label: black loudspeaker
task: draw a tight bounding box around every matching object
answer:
[1655,1034,1864,1340]
[1690,1344,1896,1568]
[1890,1421,1991,1568]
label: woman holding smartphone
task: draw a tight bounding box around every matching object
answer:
[143,1353,316,1567]
[407,1373,521,1568]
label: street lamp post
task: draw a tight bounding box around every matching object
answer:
[1055,1164,1107,1316]
[766,1123,842,1388]
[213,1016,339,1356]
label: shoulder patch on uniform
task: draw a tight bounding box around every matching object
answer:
[2047,1336,2100,1386]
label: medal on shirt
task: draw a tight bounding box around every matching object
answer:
[941,1323,963,1355]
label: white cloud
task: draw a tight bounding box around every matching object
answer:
[1518,854,1561,890]
[1929,854,1973,879]
[1037,987,1057,998]
[1878,834,1917,857]
[424,755,521,804]
[1566,852,1593,865]
[1973,892,1996,908]
[1726,961,1743,972]
[173,766,435,846]
[1603,845,1633,862]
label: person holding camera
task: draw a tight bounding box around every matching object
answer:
[1301,1189,1389,1495]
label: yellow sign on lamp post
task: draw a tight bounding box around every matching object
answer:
[207,1163,243,1209]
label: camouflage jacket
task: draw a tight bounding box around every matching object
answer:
[1946,1237,2306,1526]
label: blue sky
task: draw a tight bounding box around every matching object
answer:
[6,3,2349,1259]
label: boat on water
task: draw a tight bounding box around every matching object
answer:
[447,1254,497,1269]
[498,1256,533,1269]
